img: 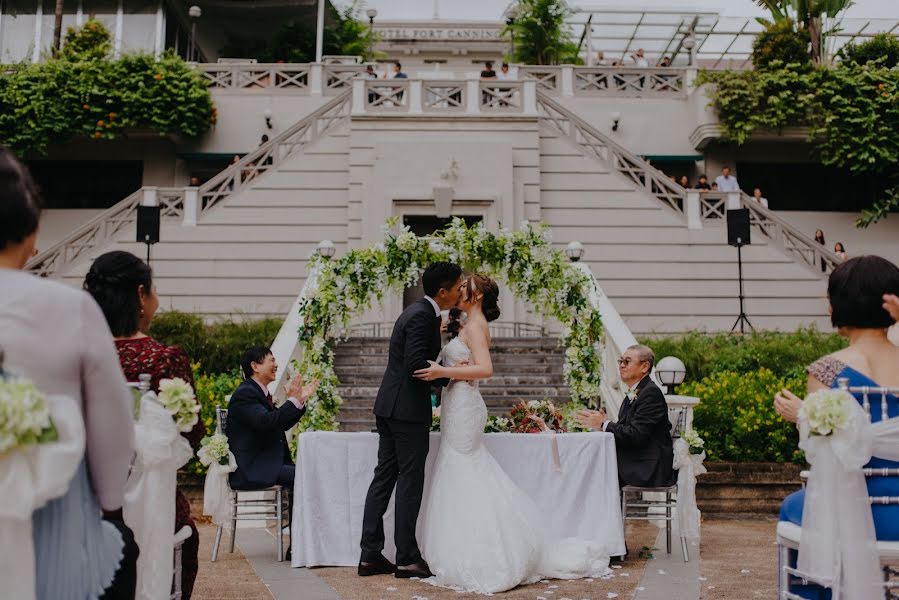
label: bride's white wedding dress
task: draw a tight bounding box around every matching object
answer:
[420,337,610,594]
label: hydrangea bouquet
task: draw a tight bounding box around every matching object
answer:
[682,429,705,455]
[158,377,200,433]
[0,376,58,454]
[197,433,231,466]
[802,389,854,436]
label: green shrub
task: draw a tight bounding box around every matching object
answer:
[149,311,284,374]
[751,20,811,71]
[641,328,845,383]
[839,33,899,69]
[183,365,243,475]
[678,369,805,463]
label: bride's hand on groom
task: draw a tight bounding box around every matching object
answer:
[414,360,446,382]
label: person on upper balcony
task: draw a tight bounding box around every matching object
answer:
[624,48,649,68]
[714,166,740,192]
[573,344,675,489]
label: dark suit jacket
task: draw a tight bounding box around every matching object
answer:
[373,297,445,424]
[606,375,676,488]
[227,379,305,490]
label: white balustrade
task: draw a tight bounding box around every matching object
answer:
[182,187,198,227]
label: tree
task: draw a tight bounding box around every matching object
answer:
[754,0,854,65]
[53,0,65,53]
[503,0,580,65]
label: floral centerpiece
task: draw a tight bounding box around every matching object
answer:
[509,399,565,433]
[802,389,854,436]
[431,413,512,433]
[158,377,200,433]
[197,433,230,466]
[0,376,58,453]
[681,430,705,455]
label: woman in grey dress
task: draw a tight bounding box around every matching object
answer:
[0,147,138,599]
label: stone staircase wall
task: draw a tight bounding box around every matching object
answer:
[334,337,569,432]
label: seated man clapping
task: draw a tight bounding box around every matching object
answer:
[576,344,675,488]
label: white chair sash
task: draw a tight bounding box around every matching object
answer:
[0,395,85,600]
[124,392,193,600]
[672,438,706,540]
[797,404,899,599]
[202,451,237,527]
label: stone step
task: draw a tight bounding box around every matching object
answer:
[334,355,566,367]
[333,374,565,386]
[337,385,569,399]
[333,346,566,358]
[332,364,565,378]
[336,337,561,348]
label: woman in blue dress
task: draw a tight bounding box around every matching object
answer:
[774,255,899,600]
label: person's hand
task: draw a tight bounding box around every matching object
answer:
[884,294,899,322]
[575,408,606,431]
[440,318,448,333]
[414,361,446,382]
[286,375,319,408]
[774,388,802,423]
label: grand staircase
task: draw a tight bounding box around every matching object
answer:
[333,337,569,432]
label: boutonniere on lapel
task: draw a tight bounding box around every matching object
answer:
[625,386,638,401]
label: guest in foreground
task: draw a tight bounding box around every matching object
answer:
[227,346,318,556]
[575,344,675,489]
[0,146,139,598]
[83,250,204,599]
[774,255,899,600]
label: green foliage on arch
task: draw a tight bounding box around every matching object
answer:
[293,219,604,432]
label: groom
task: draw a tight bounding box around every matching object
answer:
[359,262,463,578]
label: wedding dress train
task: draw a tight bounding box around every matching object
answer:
[419,337,610,594]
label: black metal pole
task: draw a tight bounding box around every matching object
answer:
[146,242,151,266]
[737,244,745,334]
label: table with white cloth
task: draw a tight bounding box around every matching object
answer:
[291,431,626,567]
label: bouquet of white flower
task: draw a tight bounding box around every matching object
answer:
[198,433,230,466]
[157,377,200,433]
[802,389,854,437]
[0,376,58,454]
[681,429,705,455]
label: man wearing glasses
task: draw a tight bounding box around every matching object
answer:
[576,344,675,489]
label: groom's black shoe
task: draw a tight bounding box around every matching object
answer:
[395,559,433,579]
[358,554,396,577]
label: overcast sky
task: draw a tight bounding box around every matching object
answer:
[333,0,898,22]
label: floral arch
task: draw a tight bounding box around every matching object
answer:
[294,219,604,431]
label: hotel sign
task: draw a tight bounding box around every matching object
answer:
[376,27,504,42]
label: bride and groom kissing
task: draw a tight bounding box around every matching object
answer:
[359,262,609,594]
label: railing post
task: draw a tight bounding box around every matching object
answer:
[141,186,158,207]
[522,80,537,115]
[560,65,574,97]
[466,79,481,115]
[685,67,698,90]
[352,78,366,115]
[309,63,323,96]
[183,187,198,227]
[686,190,702,230]
[726,191,741,210]
[409,80,423,115]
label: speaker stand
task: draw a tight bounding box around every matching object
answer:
[731,244,754,335]
[144,241,152,266]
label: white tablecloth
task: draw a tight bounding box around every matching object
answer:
[291,431,625,567]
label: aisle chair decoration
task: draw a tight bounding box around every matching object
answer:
[198,431,236,527]
[672,429,706,542]
[124,375,196,600]
[785,387,899,599]
[0,373,81,600]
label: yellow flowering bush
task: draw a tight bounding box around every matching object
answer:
[677,368,805,463]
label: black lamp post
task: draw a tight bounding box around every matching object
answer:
[188,5,202,62]
[366,8,378,63]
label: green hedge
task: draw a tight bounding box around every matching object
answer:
[183,366,243,475]
[149,311,283,375]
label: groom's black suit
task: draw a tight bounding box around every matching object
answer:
[361,297,446,566]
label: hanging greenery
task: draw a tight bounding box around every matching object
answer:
[503,0,581,65]
[293,219,605,432]
[697,60,899,225]
[0,19,215,157]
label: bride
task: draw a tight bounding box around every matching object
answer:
[413,274,610,594]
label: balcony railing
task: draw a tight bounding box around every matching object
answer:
[520,65,689,98]
[198,63,365,95]
[355,78,537,116]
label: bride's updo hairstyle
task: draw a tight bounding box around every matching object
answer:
[467,274,501,322]
[84,250,153,336]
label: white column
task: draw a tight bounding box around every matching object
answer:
[141,186,159,207]
[182,187,198,226]
[113,0,123,57]
[685,190,703,230]
[309,63,323,96]
[314,0,325,63]
[351,78,366,115]
[31,0,43,63]
[560,65,574,97]
[522,79,537,115]
[408,79,422,114]
[154,0,164,58]
[727,191,741,210]
[466,79,481,115]
[75,0,83,25]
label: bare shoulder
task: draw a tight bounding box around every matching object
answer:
[461,318,490,348]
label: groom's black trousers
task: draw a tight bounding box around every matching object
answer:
[361,416,430,566]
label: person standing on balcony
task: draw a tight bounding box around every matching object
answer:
[694,174,711,190]
[625,48,649,68]
[658,55,671,67]
[496,62,512,80]
[387,62,407,79]
[596,51,614,66]
[480,61,497,79]
[752,186,769,208]
[714,166,740,192]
